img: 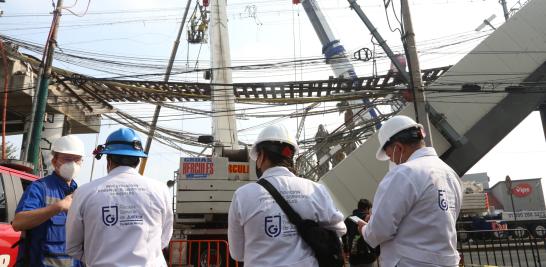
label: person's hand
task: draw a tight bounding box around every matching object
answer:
[357,220,367,234]
[364,213,371,222]
[55,195,73,212]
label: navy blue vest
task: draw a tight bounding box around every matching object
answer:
[15,172,82,267]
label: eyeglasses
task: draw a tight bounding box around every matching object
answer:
[57,155,83,164]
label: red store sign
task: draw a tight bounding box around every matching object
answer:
[512,183,532,197]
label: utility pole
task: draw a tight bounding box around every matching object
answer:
[210,0,239,155]
[400,0,433,146]
[139,0,193,175]
[500,0,510,21]
[347,0,410,84]
[27,0,63,173]
[506,175,518,222]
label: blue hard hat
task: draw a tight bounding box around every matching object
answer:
[99,128,148,158]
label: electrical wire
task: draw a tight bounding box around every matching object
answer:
[62,0,92,17]
[383,0,402,35]
[0,28,494,83]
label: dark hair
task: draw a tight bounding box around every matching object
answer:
[107,154,140,168]
[358,199,372,210]
[256,141,297,175]
[383,126,424,150]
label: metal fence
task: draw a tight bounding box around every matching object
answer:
[169,239,240,267]
[458,229,543,266]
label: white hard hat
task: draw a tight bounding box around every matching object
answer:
[51,135,85,156]
[250,124,299,160]
[376,115,422,161]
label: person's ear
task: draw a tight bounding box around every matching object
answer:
[256,151,263,167]
[106,158,111,172]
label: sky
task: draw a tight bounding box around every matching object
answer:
[1,0,545,197]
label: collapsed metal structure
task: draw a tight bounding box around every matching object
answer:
[0,40,450,176]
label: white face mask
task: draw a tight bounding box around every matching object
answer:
[59,161,81,181]
[389,144,404,170]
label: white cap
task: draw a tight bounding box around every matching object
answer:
[51,135,85,156]
[250,124,299,160]
[376,115,422,161]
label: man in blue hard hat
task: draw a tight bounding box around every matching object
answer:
[65,128,173,266]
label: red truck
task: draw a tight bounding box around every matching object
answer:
[0,164,38,267]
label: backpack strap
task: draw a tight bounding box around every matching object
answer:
[257,178,303,226]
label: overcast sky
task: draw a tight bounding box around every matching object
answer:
[1,0,545,198]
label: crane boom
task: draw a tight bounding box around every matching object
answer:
[296,0,379,121]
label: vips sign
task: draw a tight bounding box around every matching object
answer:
[181,158,214,179]
[512,183,532,198]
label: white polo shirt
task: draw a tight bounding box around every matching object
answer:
[66,166,173,267]
[363,147,463,267]
[228,166,346,267]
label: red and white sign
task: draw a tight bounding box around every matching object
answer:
[181,158,214,179]
[512,183,532,197]
[229,164,249,174]
[228,163,251,180]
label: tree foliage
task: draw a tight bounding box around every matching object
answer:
[0,142,18,159]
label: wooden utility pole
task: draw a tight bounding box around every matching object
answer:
[400,0,433,146]
[139,0,193,175]
[27,0,63,173]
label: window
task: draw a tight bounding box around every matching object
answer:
[0,176,6,223]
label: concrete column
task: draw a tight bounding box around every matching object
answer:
[40,113,65,175]
[538,103,546,142]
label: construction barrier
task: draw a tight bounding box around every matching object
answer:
[168,239,240,267]
[458,229,543,266]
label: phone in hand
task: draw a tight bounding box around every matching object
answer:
[349,216,365,224]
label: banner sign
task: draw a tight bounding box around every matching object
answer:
[228,163,250,180]
[502,210,546,221]
[512,183,532,198]
[181,158,214,179]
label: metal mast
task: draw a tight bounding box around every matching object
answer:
[210,0,239,154]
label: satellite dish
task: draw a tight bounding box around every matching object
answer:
[476,14,497,31]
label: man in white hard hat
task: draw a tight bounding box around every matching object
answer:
[12,135,85,267]
[228,124,346,267]
[357,115,463,267]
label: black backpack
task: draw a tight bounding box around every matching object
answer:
[349,233,379,264]
[257,179,344,267]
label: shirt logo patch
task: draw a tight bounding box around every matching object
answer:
[102,206,118,226]
[265,215,282,237]
[438,190,449,211]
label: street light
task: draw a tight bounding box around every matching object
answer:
[476,14,497,31]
